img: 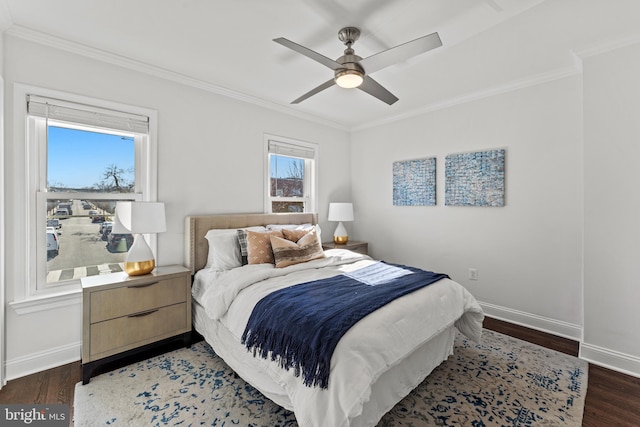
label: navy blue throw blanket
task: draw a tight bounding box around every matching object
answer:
[241,261,449,389]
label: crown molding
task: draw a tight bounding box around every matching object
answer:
[5,25,349,132]
[352,64,581,132]
[10,24,639,134]
[0,0,13,32]
[352,31,640,132]
[573,32,640,60]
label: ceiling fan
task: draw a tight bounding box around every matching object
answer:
[274,27,442,105]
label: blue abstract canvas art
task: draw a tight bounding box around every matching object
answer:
[393,157,436,206]
[445,149,505,207]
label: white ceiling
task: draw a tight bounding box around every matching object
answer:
[2,0,640,129]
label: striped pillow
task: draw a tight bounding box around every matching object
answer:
[270,230,325,268]
[237,229,249,265]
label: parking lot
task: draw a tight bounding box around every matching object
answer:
[47,199,131,282]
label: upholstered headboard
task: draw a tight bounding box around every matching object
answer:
[184,212,318,274]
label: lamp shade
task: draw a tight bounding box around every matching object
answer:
[113,201,166,234]
[328,203,354,222]
[113,201,166,276]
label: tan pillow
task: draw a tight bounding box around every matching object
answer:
[246,230,283,265]
[270,230,325,268]
[282,227,314,243]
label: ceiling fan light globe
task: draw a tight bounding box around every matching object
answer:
[335,69,364,88]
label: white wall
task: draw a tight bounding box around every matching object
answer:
[2,35,351,379]
[352,46,640,376]
[351,76,584,338]
[582,43,640,375]
[5,9,640,381]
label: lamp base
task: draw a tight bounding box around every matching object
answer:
[333,221,349,244]
[124,259,155,276]
[333,235,349,244]
[124,234,156,275]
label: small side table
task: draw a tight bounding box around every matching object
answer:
[322,240,368,256]
[80,265,192,384]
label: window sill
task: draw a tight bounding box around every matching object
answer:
[10,289,81,315]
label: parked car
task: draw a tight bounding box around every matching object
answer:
[55,207,69,218]
[46,227,59,256]
[92,215,106,223]
[57,202,73,215]
[47,218,62,230]
[89,209,98,217]
[100,222,113,240]
[99,221,113,234]
[107,233,133,252]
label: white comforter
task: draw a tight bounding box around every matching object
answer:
[193,249,484,427]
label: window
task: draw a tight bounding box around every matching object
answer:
[265,135,317,214]
[25,93,156,294]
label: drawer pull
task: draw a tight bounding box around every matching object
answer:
[127,281,159,289]
[128,309,159,318]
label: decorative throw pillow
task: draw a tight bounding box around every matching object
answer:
[237,229,249,265]
[245,230,283,265]
[237,226,268,265]
[282,227,313,243]
[281,224,322,243]
[270,230,325,268]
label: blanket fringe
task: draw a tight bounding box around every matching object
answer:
[243,327,330,388]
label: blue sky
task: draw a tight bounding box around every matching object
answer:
[47,126,134,189]
[270,155,304,179]
[48,125,303,189]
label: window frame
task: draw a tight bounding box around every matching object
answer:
[264,134,318,214]
[15,84,158,300]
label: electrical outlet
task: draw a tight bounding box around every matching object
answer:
[468,268,478,281]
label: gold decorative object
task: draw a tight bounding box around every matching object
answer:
[124,260,155,276]
[333,235,349,244]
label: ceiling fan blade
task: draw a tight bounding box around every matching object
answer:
[274,38,343,70]
[359,32,442,74]
[291,79,336,104]
[358,76,399,105]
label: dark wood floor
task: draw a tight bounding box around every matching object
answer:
[1,318,639,426]
[483,317,640,427]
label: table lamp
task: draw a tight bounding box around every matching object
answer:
[328,202,354,244]
[113,201,166,275]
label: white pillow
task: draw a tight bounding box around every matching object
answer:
[265,223,313,231]
[204,226,268,271]
[204,229,241,271]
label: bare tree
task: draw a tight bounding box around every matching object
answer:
[286,159,304,179]
[95,164,133,192]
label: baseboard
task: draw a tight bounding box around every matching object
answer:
[580,343,640,379]
[479,301,583,341]
[6,305,639,381]
[5,341,81,381]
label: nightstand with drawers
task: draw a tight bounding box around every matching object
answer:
[80,265,192,384]
[322,240,368,256]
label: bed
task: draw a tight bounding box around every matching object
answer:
[185,212,484,427]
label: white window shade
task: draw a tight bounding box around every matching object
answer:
[27,95,149,134]
[268,140,315,159]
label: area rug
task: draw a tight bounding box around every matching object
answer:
[73,329,588,426]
